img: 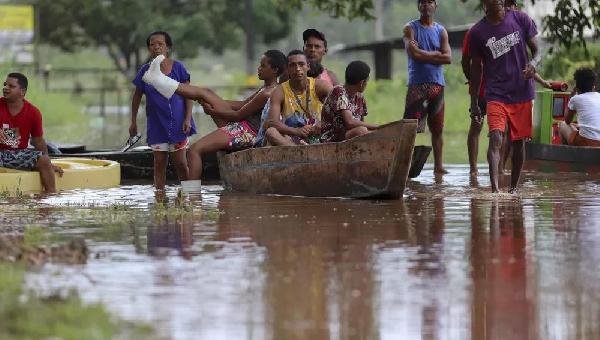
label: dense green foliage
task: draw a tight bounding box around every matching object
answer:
[541,43,600,83]
[35,0,293,76]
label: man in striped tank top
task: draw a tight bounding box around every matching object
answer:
[264,50,332,146]
[403,0,452,175]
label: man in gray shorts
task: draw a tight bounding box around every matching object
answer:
[0,72,62,193]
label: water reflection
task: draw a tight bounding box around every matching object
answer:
[5,167,598,339]
[470,199,532,340]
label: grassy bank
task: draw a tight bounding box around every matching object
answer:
[0,263,153,339]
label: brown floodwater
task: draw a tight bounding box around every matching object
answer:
[2,165,599,339]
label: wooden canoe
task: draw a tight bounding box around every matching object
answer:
[524,142,600,173]
[52,147,220,182]
[0,158,120,194]
[217,119,418,199]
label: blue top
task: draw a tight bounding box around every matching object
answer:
[253,98,270,147]
[407,20,445,87]
[132,60,196,145]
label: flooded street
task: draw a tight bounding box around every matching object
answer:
[2,165,600,339]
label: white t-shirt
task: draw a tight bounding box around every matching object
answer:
[567,91,600,141]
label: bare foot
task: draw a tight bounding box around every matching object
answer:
[434,168,449,175]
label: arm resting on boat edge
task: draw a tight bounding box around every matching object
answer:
[342,110,378,130]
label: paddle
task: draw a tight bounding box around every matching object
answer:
[121,134,142,152]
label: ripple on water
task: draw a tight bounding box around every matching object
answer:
[2,164,598,339]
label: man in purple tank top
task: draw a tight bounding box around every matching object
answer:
[403,0,452,175]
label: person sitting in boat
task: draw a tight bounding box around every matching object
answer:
[264,50,332,146]
[320,60,378,143]
[141,49,288,181]
[558,68,600,147]
[0,72,63,193]
[130,31,196,193]
[303,28,339,86]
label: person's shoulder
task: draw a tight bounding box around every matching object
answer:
[511,9,533,21]
[332,84,344,92]
[582,91,600,100]
[172,60,188,70]
[23,99,41,114]
[470,18,487,32]
[434,22,446,31]
[314,78,329,88]
[404,19,418,30]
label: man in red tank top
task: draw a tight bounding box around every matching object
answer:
[0,72,62,193]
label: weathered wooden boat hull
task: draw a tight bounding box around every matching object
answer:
[524,142,600,173]
[218,119,418,199]
[0,158,120,194]
[52,149,220,181]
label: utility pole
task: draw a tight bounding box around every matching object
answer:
[374,0,384,40]
[244,0,255,77]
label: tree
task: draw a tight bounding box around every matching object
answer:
[36,0,293,77]
[287,0,599,53]
[542,0,599,52]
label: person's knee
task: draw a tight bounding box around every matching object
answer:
[489,130,503,147]
[469,119,483,133]
[36,154,52,170]
[265,127,279,140]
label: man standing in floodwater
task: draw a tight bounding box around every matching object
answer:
[403,0,452,175]
[468,0,540,193]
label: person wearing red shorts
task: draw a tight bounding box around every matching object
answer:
[468,0,540,193]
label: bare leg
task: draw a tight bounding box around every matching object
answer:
[509,139,525,193]
[487,130,503,193]
[265,127,295,146]
[345,126,369,140]
[558,121,576,144]
[499,128,511,174]
[153,151,168,190]
[187,129,231,180]
[176,84,231,112]
[467,117,483,175]
[37,155,56,193]
[431,130,447,174]
[170,148,189,181]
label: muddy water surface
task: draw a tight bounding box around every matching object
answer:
[3,165,600,340]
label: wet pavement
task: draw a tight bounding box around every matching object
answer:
[2,165,600,339]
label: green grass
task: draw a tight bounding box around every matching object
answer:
[0,263,153,340]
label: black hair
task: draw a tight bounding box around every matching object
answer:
[264,50,287,76]
[574,68,597,93]
[345,61,370,85]
[146,31,173,48]
[303,29,328,49]
[287,49,306,59]
[7,72,28,90]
